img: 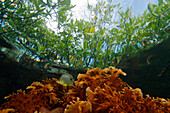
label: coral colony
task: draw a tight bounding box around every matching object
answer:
[0,67,170,113]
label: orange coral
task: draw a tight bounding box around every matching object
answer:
[64,97,92,113]
[0,67,170,113]
[38,107,63,113]
[0,78,70,112]
[66,67,170,113]
[0,108,15,113]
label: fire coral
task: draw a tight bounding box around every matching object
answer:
[0,67,170,113]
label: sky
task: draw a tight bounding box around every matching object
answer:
[71,0,97,20]
[47,0,158,30]
[71,0,158,19]
[112,0,158,16]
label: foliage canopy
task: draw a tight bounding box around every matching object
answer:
[0,0,169,70]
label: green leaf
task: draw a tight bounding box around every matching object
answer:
[158,0,164,6]
[100,29,105,35]
[99,9,102,13]
[33,0,40,11]
[40,46,45,52]
[47,0,51,6]
[59,15,67,23]
[83,41,88,49]
[97,41,103,50]
[148,2,153,13]
[9,19,15,26]
[38,0,42,5]
[152,12,158,17]
[142,31,150,37]
[118,11,125,17]
[111,28,118,33]
[88,4,92,9]
[125,7,130,16]
[103,1,106,6]
[90,27,95,33]
[129,18,134,25]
